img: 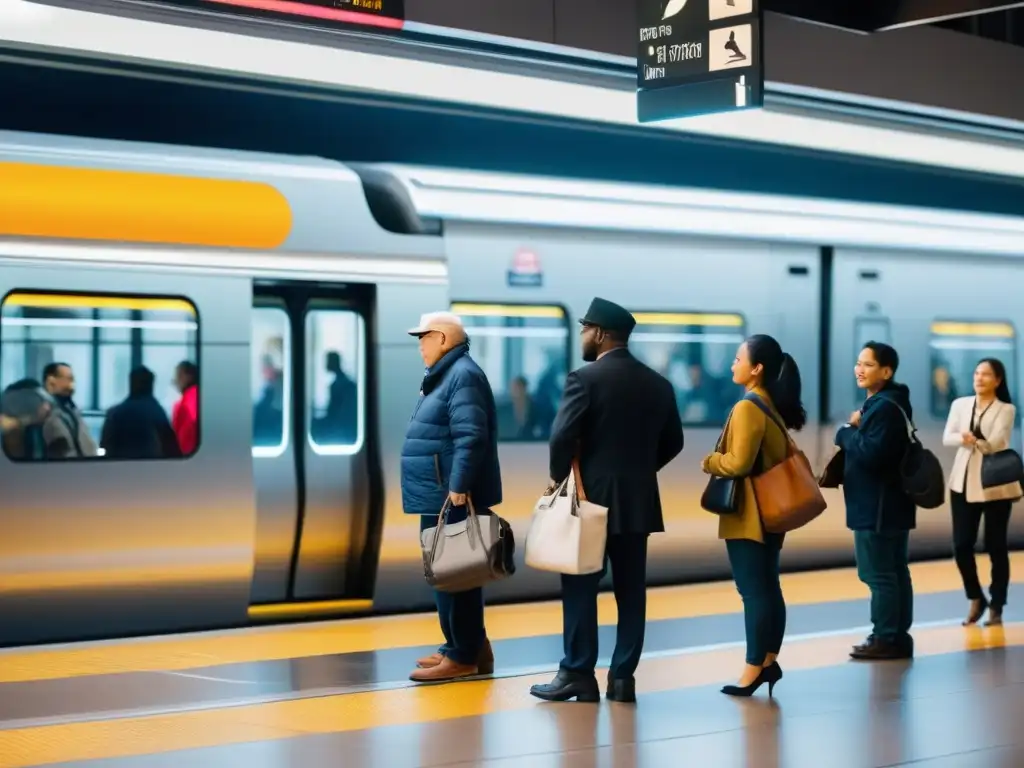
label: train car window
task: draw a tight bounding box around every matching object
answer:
[929,320,1018,419]
[306,308,365,454]
[252,306,291,457]
[0,292,199,461]
[451,303,570,442]
[629,311,746,427]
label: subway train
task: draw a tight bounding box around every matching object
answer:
[2,128,1024,647]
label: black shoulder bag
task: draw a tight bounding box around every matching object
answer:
[700,400,762,516]
[977,401,1024,489]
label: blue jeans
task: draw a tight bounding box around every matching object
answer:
[420,508,487,665]
[854,530,913,643]
[726,534,787,666]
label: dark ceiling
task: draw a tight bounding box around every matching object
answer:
[932,6,1024,45]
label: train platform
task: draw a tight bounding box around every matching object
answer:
[0,555,1021,768]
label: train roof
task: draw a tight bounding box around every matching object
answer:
[3,2,1024,183]
[3,127,1024,262]
[361,164,1024,259]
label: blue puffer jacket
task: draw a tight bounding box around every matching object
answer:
[401,343,502,516]
[836,381,917,532]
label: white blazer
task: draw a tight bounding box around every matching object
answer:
[942,396,1022,502]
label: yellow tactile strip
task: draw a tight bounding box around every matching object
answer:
[0,555,1016,685]
[0,622,1018,768]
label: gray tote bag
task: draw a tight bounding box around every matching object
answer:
[420,497,515,593]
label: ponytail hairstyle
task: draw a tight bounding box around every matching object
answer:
[977,357,1012,404]
[745,334,807,431]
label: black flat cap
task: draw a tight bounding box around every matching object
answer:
[579,297,636,334]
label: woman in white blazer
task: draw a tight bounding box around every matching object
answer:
[942,358,1019,626]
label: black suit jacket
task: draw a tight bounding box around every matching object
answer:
[549,348,684,535]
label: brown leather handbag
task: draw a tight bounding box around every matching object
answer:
[745,395,828,534]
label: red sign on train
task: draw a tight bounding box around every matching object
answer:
[507,249,543,288]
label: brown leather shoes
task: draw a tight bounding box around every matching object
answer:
[416,640,494,673]
[409,657,478,683]
[416,652,444,669]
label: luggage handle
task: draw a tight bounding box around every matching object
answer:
[427,494,485,567]
[540,476,571,509]
[542,456,588,515]
[572,457,588,502]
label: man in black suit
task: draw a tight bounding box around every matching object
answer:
[530,297,684,704]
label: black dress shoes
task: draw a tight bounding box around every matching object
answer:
[529,669,601,702]
[850,634,913,660]
[606,677,636,703]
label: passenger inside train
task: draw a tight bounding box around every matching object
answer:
[100,365,181,460]
[0,295,367,464]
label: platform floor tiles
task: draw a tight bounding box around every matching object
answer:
[0,555,1020,768]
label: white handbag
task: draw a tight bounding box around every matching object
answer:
[524,460,608,575]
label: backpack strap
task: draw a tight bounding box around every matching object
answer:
[873,394,918,445]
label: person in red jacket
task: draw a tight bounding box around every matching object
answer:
[172,361,199,456]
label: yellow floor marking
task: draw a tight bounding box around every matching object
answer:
[0,555,1017,684]
[0,622,1019,768]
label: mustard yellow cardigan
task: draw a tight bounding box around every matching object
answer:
[701,387,790,543]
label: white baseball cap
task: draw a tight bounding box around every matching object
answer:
[407,311,464,336]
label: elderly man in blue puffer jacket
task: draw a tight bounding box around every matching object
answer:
[403,310,503,684]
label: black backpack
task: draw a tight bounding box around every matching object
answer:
[881,397,946,509]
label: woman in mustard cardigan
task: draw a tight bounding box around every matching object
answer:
[701,334,807,698]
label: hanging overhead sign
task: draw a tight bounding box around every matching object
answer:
[162,0,405,31]
[636,0,763,123]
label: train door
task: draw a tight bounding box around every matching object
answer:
[829,249,1024,554]
[249,282,378,611]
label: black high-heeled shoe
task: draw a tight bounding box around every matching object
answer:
[721,662,783,698]
[963,597,989,626]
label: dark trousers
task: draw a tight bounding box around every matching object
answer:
[560,534,648,680]
[420,509,487,665]
[726,534,786,666]
[854,530,913,643]
[950,491,1012,609]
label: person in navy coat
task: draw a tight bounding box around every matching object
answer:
[402,311,502,683]
[836,341,917,661]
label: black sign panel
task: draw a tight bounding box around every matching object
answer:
[636,0,762,123]
[159,0,404,31]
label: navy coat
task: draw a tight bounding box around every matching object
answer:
[836,381,917,532]
[400,343,502,516]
